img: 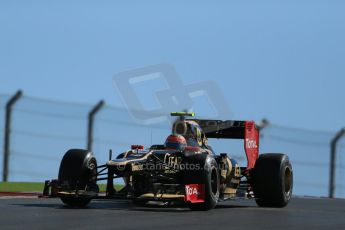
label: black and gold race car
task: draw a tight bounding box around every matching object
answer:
[42,112,293,210]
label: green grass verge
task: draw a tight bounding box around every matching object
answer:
[0,182,44,193]
[0,182,123,193]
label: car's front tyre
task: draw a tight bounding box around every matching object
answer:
[188,157,220,211]
[58,149,98,207]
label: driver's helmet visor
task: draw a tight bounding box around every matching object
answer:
[165,141,186,151]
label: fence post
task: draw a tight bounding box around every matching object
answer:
[87,100,105,151]
[329,128,345,198]
[2,90,23,182]
[258,118,270,131]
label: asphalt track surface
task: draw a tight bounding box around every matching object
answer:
[0,197,344,230]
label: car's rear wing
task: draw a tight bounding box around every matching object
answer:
[188,119,259,169]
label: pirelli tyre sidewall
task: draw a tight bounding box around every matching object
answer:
[58,149,98,207]
[184,155,220,211]
[253,153,293,208]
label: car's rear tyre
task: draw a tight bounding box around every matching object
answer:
[253,153,293,207]
[188,157,220,211]
[58,149,98,207]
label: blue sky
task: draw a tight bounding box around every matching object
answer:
[1,0,344,131]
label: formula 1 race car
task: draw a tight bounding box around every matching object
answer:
[42,112,293,210]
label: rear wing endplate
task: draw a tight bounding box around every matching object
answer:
[189,119,259,169]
